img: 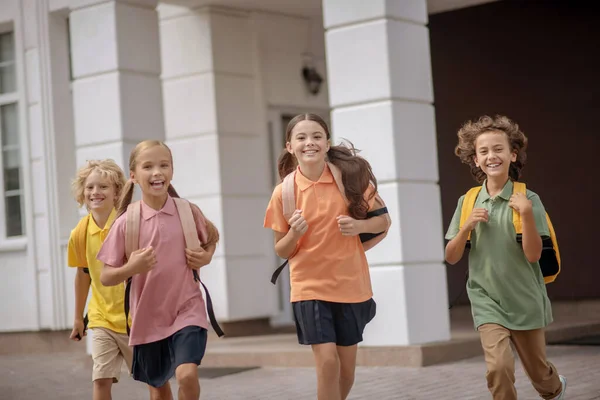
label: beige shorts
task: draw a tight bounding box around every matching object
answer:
[91,327,133,383]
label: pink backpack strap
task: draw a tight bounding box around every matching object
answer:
[281,170,297,222]
[327,162,349,205]
[125,201,141,260]
[173,198,201,249]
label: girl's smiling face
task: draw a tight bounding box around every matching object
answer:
[286,120,330,168]
[131,145,174,201]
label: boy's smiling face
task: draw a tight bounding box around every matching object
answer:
[474,131,517,180]
[84,170,116,212]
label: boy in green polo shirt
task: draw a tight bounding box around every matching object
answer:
[444,115,566,400]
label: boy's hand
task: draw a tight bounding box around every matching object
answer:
[509,192,532,215]
[128,247,156,275]
[289,210,308,238]
[69,319,86,341]
[464,208,489,231]
[186,247,211,270]
[337,215,362,236]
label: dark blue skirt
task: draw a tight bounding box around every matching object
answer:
[132,326,207,388]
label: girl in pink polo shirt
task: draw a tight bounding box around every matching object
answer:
[264,113,390,400]
[97,140,219,400]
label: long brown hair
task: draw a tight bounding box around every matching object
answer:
[277,114,377,219]
[117,140,219,248]
[455,115,528,183]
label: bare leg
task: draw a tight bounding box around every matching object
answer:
[337,344,358,400]
[176,363,200,400]
[312,343,342,400]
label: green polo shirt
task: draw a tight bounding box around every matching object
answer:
[445,179,553,331]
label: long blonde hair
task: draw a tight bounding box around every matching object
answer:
[71,159,126,209]
[117,140,219,248]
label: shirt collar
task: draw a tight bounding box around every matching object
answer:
[295,164,334,191]
[88,208,117,236]
[141,195,176,220]
[480,179,514,201]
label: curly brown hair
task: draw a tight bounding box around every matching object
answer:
[455,115,528,183]
[277,113,377,220]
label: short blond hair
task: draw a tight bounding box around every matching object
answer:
[71,159,127,208]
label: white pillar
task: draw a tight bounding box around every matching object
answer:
[323,0,451,345]
[69,0,164,168]
[158,5,276,326]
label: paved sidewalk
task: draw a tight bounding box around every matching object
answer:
[1,345,599,399]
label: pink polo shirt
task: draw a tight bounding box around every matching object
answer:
[97,196,209,346]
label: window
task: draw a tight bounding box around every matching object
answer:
[0,31,24,238]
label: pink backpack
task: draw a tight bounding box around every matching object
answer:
[123,198,224,337]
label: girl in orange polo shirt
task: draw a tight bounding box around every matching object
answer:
[264,113,390,400]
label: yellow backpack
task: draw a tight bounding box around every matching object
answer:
[459,182,561,284]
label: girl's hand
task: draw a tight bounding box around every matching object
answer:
[509,192,532,215]
[128,247,156,275]
[463,208,489,232]
[69,319,86,341]
[186,247,212,270]
[289,210,308,238]
[337,215,362,236]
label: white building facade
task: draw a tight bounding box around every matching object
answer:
[0,0,496,346]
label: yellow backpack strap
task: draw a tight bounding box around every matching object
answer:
[544,215,561,284]
[125,201,141,260]
[71,215,91,267]
[459,186,482,241]
[512,181,526,234]
[281,170,297,223]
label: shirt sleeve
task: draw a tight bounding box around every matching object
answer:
[445,195,465,240]
[66,229,85,268]
[96,214,127,268]
[264,184,289,233]
[528,191,550,238]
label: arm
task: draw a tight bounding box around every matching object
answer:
[444,226,471,265]
[358,214,389,234]
[520,209,543,263]
[73,268,91,324]
[100,262,136,287]
[274,230,302,259]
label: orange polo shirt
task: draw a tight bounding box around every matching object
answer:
[264,164,375,304]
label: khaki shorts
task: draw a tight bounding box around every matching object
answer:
[91,327,133,383]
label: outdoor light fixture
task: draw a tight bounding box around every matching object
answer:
[302,66,323,95]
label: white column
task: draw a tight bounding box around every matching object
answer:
[159,5,276,324]
[323,0,450,345]
[69,0,164,168]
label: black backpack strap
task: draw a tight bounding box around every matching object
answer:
[359,207,389,243]
[124,277,132,336]
[270,259,289,285]
[75,268,91,340]
[366,207,388,218]
[194,272,225,337]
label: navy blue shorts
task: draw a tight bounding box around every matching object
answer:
[292,298,376,347]
[132,326,207,388]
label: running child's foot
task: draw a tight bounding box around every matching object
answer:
[553,375,567,400]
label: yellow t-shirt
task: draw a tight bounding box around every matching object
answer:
[67,208,128,334]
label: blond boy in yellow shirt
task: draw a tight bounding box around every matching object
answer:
[67,160,131,400]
